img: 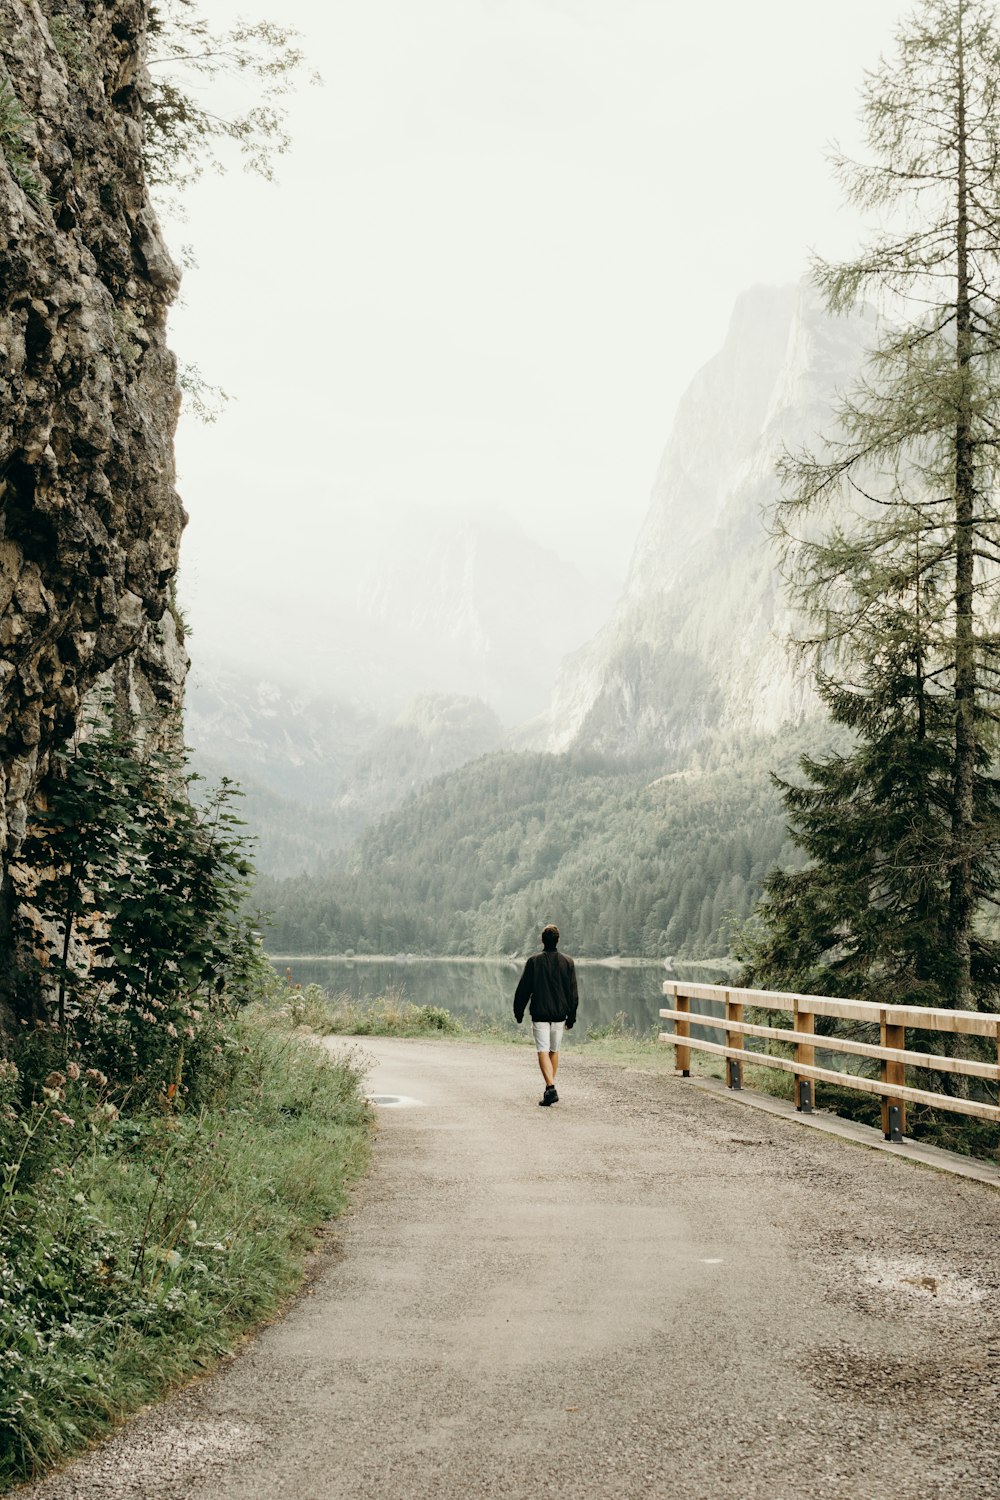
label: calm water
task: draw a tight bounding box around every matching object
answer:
[268,954,735,1039]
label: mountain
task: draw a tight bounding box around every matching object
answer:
[184,662,379,805]
[184,511,618,729]
[257,729,824,960]
[533,282,874,756]
[343,513,618,723]
[184,663,505,875]
[336,693,504,819]
[202,282,876,912]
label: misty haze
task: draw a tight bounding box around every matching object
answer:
[5,1,1000,1493]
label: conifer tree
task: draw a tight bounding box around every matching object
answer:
[746,0,1000,1010]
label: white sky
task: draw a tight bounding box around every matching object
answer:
[167,0,905,677]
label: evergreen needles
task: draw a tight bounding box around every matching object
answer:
[749,0,1000,1014]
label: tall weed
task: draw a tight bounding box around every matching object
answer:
[257,974,461,1038]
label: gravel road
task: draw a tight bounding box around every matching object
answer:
[19,1037,1000,1500]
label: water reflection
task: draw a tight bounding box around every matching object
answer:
[267,955,735,1040]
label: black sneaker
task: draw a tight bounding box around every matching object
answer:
[538,1084,558,1107]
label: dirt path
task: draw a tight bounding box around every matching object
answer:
[21,1038,1000,1500]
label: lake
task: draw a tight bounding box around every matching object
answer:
[267,954,736,1040]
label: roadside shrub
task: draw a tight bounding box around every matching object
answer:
[12,716,259,1106]
[0,1010,370,1487]
[253,975,463,1037]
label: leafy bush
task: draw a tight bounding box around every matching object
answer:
[12,718,258,1104]
[0,1008,370,1487]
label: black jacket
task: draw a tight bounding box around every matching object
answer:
[513,950,579,1026]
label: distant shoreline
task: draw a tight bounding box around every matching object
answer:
[266,952,739,973]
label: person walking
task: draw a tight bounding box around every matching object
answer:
[513,924,579,1106]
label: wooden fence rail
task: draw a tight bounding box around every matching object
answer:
[659,981,1000,1140]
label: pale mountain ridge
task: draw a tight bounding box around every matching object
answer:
[534,281,874,756]
[184,665,505,873]
[188,281,873,875]
[184,661,380,803]
[184,510,618,731]
[350,513,618,723]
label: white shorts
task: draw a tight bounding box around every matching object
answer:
[532,1021,565,1053]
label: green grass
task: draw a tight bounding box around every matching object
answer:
[0,81,47,207]
[0,1010,370,1489]
[256,979,462,1038]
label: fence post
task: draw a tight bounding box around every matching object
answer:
[725,988,743,1089]
[674,990,691,1077]
[794,996,814,1112]
[880,1010,906,1141]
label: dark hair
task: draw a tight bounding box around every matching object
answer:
[541,924,560,950]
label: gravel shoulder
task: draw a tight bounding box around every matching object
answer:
[18,1037,1000,1500]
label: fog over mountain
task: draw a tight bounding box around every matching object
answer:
[531,281,874,756]
[186,508,617,729]
[186,665,506,876]
[187,281,872,876]
[348,512,618,723]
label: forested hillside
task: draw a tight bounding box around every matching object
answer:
[257,729,835,958]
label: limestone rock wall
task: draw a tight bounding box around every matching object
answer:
[0,0,185,876]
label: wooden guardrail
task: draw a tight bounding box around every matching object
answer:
[659,981,1000,1141]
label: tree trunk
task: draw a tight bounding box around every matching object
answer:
[949,10,977,1012]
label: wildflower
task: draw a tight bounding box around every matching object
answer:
[184,1026,194,1039]
[54,1112,75,1127]
[44,1071,66,1089]
[41,1086,63,1103]
[165,1023,178,1039]
[66,1062,81,1081]
[84,1068,107,1087]
[50,1167,65,1178]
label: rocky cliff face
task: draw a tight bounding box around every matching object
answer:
[537,283,873,756]
[0,3,184,916]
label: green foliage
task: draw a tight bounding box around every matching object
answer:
[144,1,317,191]
[756,0,1000,1013]
[585,1011,631,1041]
[738,707,1000,1005]
[257,740,806,960]
[176,360,229,423]
[13,718,258,1101]
[46,12,94,84]
[0,80,46,207]
[0,1004,369,1487]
